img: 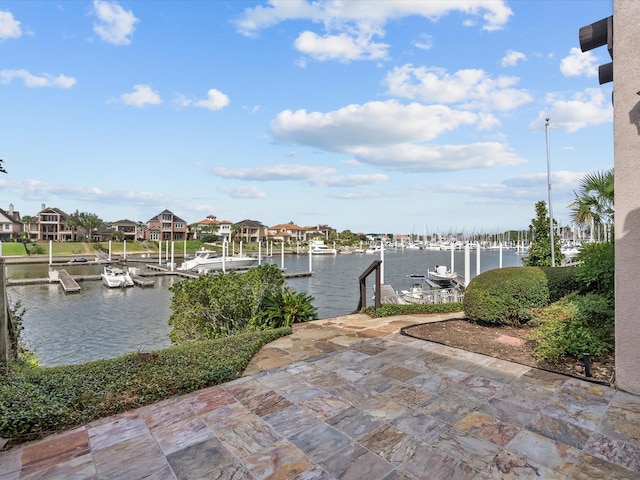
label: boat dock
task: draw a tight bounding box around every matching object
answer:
[129,273,155,287]
[56,269,81,293]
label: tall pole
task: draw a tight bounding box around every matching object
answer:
[546,117,555,266]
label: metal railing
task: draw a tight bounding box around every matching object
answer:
[354,260,382,313]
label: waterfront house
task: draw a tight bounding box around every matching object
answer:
[303,224,336,242]
[189,215,232,242]
[234,219,267,243]
[142,209,188,242]
[268,223,306,243]
[0,204,22,241]
[37,205,80,242]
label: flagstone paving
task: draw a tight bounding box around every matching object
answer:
[2,312,640,479]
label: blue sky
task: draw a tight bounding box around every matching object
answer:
[0,1,614,235]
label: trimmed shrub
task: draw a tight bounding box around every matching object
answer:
[540,266,580,302]
[0,328,290,439]
[364,302,463,318]
[530,293,614,361]
[463,267,550,326]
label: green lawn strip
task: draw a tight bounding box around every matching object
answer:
[0,327,290,441]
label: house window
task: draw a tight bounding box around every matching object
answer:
[175,222,183,228]
[162,214,172,221]
[150,232,158,240]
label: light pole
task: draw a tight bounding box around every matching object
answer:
[545,117,555,266]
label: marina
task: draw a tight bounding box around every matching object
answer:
[7,248,523,367]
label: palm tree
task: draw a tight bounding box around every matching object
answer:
[568,169,614,240]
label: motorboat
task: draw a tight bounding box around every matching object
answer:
[101,265,134,288]
[309,240,337,255]
[427,265,458,281]
[398,274,463,304]
[178,249,258,272]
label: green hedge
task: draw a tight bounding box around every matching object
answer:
[463,266,579,326]
[463,267,551,326]
[0,328,290,440]
[364,302,463,318]
[541,265,580,302]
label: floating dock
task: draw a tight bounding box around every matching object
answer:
[129,273,155,287]
[56,269,81,293]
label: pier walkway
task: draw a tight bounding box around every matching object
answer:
[53,269,81,293]
[2,312,639,479]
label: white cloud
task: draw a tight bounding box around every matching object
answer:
[236,1,512,36]
[310,173,388,187]
[175,89,230,111]
[413,33,432,51]
[118,84,161,107]
[529,88,612,132]
[352,142,525,172]
[219,185,267,199]
[270,101,525,172]
[384,65,532,112]
[560,47,598,77]
[501,49,526,67]
[0,69,76,88]
[294,30,388,62]
[234,1,512,63]
[272,100,486,149]
[93,0,139,46]
[211,164,335,181]
[0,10,21,41]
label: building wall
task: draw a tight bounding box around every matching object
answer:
[614,0,640,394]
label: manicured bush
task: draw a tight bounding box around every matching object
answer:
[530,293,614,361]
[364,302,463,318]
[540,266,580,302]
[0,328,290,440]
[463,267,550,326]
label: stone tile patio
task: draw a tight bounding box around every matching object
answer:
[1,313,639,479]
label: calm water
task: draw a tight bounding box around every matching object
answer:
[9,248,522,367]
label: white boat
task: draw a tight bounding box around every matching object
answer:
[309,240,337,255]
[101,265,134,288]
[427,265,458,281]
[178,249,258,272]
[398,274,463,304]
[364,244,381,254]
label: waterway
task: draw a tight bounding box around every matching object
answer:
[8,248,523,367]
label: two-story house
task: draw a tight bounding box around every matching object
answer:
[234,219,267,243]
[142,209,188,241]
[268,223,306,243]
[189,215,232,242]
[0,204,22,241]
[37,205,79,242]
[303,224,336,242]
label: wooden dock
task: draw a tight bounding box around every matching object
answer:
[57,269,81,293]
[130,273,155,287]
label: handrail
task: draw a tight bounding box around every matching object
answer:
[353,260,382,313]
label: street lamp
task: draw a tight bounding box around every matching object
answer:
[546,117,555,266]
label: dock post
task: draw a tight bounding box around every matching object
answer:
[0,258,9,364]
[465,244,471,287]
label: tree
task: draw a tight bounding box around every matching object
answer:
[523,201,562,267]
[568,168,614,240]
[66,210,103,241]
[111,230,125,242]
